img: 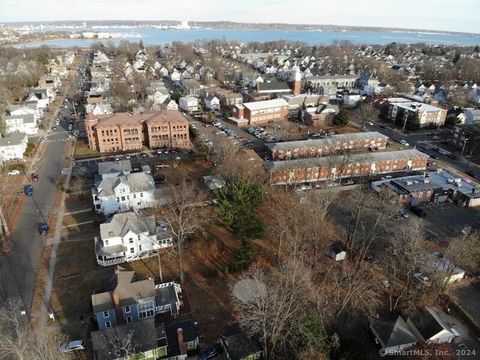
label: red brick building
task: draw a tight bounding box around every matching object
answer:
[232,99,289,126]
[267,149,429,185]
[86,110,190,153]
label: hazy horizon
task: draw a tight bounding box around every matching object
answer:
[1,0,479,34]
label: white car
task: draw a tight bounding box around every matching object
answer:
[59,340,85,353]
[399,140,409,146]
[7,170,21,176]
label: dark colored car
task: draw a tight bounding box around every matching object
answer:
[32,173,39,182]
[409,205,427,218]
[24,184,33,196]
[154,175,166,185]
[198,343,223,360]
[38,223,49,235]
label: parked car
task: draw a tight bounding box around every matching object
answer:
[67,124,73,131]
[59,340,86,353]
[38,223,49,235]
[8,170,20,176]
[24,184,33,196]
[125,154,131,160]
[399,209,410,218]
[198,344,223,360]
[409,205,427,218]
[399,139,409,146]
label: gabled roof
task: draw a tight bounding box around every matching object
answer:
[408,307,452,341]
[0,132,27,147]
[98,160,132,176]
[4,113,36,124]
[371,316,419,348]
[95,172,155,197]
[91,318,162,360]
[91,266,155,313]
[100,211,156,240]
[257,81,291,93]
[221,326,262,360]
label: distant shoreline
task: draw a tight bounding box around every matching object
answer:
[1,20,479,37]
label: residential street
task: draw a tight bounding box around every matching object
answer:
[0,59,85,313]
[0,128,69,311]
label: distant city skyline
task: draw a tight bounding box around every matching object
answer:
[1,0,479,34]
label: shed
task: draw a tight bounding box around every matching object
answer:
[330,242,347,261]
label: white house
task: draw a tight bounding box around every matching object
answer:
[26,92,49,109]
[166,100,178,111]
[148,89,170,105]
[95,211,173,266]
[86,102,113,115]
[205,94,220,111]
[170,69,181,82]
[178,96,199,113]
[0,132,28,162]
[343,94,363,106]
[3,114,38,135]
[92,172,156,215]
[6,105,39,124]
[407,307,456,344]
[370,316,419,355]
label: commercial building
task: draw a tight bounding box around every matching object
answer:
[267,149,428,185]
[231,98,289,126]
[266,132,388,160]
[304,75,358,95]
[86,110,190,153]
[371,170,480,207]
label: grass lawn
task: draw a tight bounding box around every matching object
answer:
[24,141,36,157]
[62,210,97,227]
[74,139,99,158]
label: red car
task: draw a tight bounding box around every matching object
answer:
[32,173,39,182]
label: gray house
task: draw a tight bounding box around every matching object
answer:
[91,266,182,331]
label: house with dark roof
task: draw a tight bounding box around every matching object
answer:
[253,80,292,100]
[162,319,200,358]
[220,327,263,360]
[407,307,455,344]
[91,266,182,331]
[91,318,168,360]
[370,316,419,355]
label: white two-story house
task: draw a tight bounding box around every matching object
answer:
[92,172,155,215]
[95,211,172,266]
[178,96,199,113]
[0,132,28,163]
[3,113,38,135]
[205,94,220,111]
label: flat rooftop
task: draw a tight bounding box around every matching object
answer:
[266,132,388,152]
[267,149,428,171]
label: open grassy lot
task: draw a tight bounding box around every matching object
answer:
[74,139,99,159]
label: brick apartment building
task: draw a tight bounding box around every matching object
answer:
[266,132,388,160]
[86,110,190,153]
[231,98,289,126]
[267,149,428,185]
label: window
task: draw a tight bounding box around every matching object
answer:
[105,321,111,328]
[138,302,155,319]
[133,194,136,199]
[139,245,142,251]
[130,247,135,254]
[126,316,132,323]
[187,342,196,350]
[129,238,134,243]
[121,196,125,201]
[125,306,131,313]
[140,192,143,198]
[103,311,109,318]
[104,240,109,246]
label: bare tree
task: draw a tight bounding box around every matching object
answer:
[381,219,428,312]
[154,183,210,283]
[0,300,69,360]
[232,262,312,359]
[94,326,137,359]
[357,102,378,127]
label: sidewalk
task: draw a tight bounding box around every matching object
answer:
[37,137,76,330]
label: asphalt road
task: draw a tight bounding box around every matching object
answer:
[0,56,87,312]
[0,125,70,310]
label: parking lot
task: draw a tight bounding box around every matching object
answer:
[72,149,190,177]
[420,202,480,241]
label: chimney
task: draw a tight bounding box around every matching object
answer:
[256,82,260,92]
[177,327,187,355]
[111,291,125,325]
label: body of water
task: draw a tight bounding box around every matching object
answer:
[14,27,480,48]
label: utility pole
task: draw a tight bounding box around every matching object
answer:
[461,138,469,157]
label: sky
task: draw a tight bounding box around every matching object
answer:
[0,0,479,34]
